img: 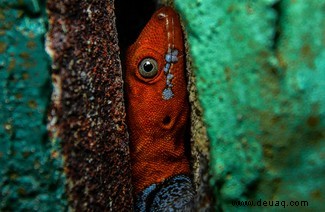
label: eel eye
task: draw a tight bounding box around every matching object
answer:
[138,58,158,78]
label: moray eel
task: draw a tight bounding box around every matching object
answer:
[125,6,194,211]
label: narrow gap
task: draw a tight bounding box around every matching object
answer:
[115,0,158,57]
[9,0,44,18]
[271,0,283,50]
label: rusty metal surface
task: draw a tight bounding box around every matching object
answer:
[46,0,133,210]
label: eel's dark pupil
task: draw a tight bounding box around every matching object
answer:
[143,61,153,72]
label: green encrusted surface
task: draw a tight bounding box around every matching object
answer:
[1,0,324,210]
[0,0,67,210]
[176,0,324,210]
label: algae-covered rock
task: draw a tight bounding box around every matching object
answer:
[176,0,325,210]
[0,0,67,211]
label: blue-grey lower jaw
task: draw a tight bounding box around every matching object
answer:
[135,175,195,211]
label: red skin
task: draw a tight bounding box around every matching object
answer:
[125,7,190,194]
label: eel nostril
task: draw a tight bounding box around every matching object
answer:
[163,115,171,125]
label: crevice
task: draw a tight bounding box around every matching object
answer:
[271,0,283,50]
[10,0,45,19]
[115,0,158,55]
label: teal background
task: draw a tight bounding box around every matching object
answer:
[1,0,324,211]
[176,0,325,210]
[0,0,67,210]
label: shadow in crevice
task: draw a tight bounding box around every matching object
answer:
[115,0,158,54]
[271,0,283,50]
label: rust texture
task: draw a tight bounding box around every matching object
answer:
[46,0,133,210]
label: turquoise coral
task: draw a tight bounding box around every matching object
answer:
[176,0,325,210]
